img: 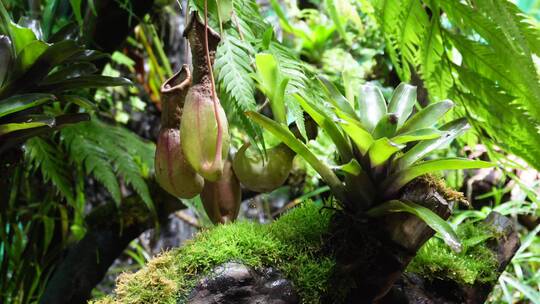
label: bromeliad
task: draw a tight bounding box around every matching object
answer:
[248,80,493,251]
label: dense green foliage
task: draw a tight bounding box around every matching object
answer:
[0,0,539,303]
[374,0,540,169]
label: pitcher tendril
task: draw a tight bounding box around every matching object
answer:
[204,0,224,172]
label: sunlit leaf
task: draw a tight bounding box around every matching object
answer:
[357,84,387,132]
[294,93,353,161]
[367,199,462,252]
[0,116,55,135]
[394,118,469,171]
[383,158,493,197]
[335,108,373,155]
[388,83,417,128]
[254,53,288,124]
[368,137,405,167]
[334,159,362,176]
[247,111,348,203]
[398,100,454,133]
[318,76,357,117]
[391,128,443,144]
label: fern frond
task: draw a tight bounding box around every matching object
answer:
[419,14,453,100]
[25,137,74,203]
[61,124,122,204]
[447,31,540,118]
[232,0,269,42]
[475,0,540,56]
[376,0,540,172]
[215,34,263,143]
[375,0,428,80]
[451,66,540,169]
[61,118,155,212]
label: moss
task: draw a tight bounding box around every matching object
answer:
[406,221,499,285]
[92,203,335,304]
[411,174,468,206]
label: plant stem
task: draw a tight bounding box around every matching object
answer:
[204,0,224,170]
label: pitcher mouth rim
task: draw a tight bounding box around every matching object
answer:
[161,64,192,94]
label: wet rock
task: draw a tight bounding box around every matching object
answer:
[186,262,299,304]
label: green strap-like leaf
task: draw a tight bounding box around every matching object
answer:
[38,75,131,92]
[367,199,462,252]
[294,94,353,162]
[14,40,48,75]
[357,84,387,132]
[388,83,417,128]
[368,137,405,168]
[383,158,493,198]
[0,115,55,136]
[394,118,469,171]
[41,62,98,84]
[391,128,443,144]
[255,53,288,125]
[246,111,348,204]
[398,100,454,133]
[335,109,373,155]
[318,76,357,118]
[334,159,362,176]
[0,93,54,118]
[372,113,398,139]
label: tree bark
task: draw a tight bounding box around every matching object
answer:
[39,182,185,304]
[327,178,456,303]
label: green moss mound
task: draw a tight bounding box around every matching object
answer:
[406,220,499,285]
[92,203,335,304]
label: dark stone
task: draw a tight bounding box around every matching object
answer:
[187,262,299,304]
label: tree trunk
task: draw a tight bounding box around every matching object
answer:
[328,178,455,303]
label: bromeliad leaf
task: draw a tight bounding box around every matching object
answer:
[318,76,357,117]
[372,113,398,139]
[391,128,443,144]
[388,83,417,128]
[246,111,348,203]
[335,108,373,155]
[294,93,353,162]
[383,158,493,197]
[398,100,454,133]
[394,118,469,171]
[334,159,362,176]
[367,199,462,252]
[368,137,405,168]
[357,84,387,132]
